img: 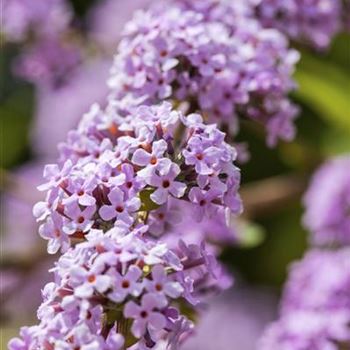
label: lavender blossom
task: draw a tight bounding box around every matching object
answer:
[8,226,228,349]
[108,0,299,146]
[255,0,342,49]
[34,102,241,254]
[259,309,350,350]
[281,248,350,314]
[303,156,350,246]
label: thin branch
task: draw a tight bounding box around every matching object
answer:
[240,173,308,219]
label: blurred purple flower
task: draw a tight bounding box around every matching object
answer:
[303,155,350,246]
[14,37,82,88]
[109,0,300,147]
[2,0,72,42]
[259,248,350,349]
[259,309,350,350]
[255,0,342,49]
[281,248,350,314]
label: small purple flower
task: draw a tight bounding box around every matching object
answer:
[188,187,220,220]
[132,139,170,170]
[119,163,145,196]
[69,264,111,299]
[33,187,60,222]
[38,160,72,192]
[64,176,97,207]
[63,202,96,235]
[39,212,68,254]
[183,136,223,175]
[146,163,186,205]
[124,293,167,338]
[108,265,143,303]
[99,187,141,224]
[145,265,184,299]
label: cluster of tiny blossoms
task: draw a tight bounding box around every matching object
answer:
[259,248,350,349]
[255,0,342,49]
[108,1,299,147]
[33,102,241,254]
[303,156,350,246]
[9,226,227,349]
[11,102,239,349]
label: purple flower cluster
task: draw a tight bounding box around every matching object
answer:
[33,102,241,254]
[171,0,255,30]
[6,98,240,348]
[259,309,350,350]
[255,0,342,49]
[281,249,350,313]
[303,156,350,246]
[259,248,350,349]
[9,226,228,349]
[108,1,299,146]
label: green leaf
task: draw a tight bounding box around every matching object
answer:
[294,53,350,133]
[0,87,34,168]
[320,127,350,155]
[1,327,19,348]
[235,220,265,249]
[139,188,160,212]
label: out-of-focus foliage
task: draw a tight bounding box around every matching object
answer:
[1,48,34,168]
